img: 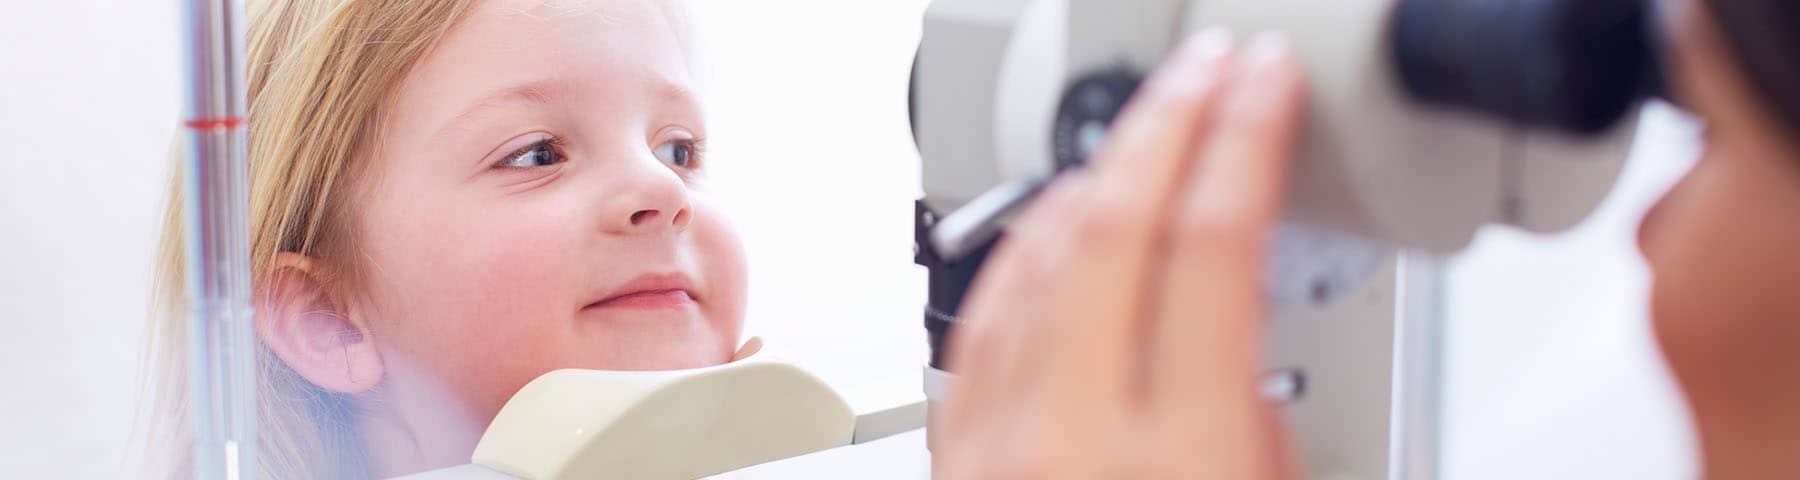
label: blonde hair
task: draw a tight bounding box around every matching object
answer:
[145,0,476,478]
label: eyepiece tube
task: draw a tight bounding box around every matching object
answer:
[1391,0,1664,134]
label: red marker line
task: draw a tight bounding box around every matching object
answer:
[185,117,246,130]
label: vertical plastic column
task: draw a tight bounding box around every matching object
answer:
[181,0,256,478]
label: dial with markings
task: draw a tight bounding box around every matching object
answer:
[1267,221,1389,306]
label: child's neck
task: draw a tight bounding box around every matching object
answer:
[354,355,487,478]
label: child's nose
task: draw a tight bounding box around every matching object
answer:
[626,205,690,231]
[607,164,693,235]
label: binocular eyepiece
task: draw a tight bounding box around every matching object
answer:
[1393,0,1665,135]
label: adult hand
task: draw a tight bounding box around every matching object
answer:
[934,30,1308,479]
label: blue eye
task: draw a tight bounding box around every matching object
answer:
[498,138,564,168]
[654,139,699,169]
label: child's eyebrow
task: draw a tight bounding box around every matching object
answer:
[434,81,561,138]
[431,76,698,139]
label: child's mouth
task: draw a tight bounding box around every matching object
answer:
[585,273,701,311]
[586,289,696,310]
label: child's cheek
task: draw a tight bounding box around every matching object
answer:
[463,210,584,411]
[369,199,585,415]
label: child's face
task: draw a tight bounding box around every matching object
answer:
[355,0,746,417]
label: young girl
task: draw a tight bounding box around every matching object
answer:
[147,0,742,478]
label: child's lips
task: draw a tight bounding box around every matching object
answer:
[585,289,696,310]
[585,272,701,311]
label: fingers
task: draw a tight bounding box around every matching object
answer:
[1150,33,1308,405]
[1015,29,1239,399]
[940,175,1087,430]
[935,30,1309,480]
[941,28,1243,465]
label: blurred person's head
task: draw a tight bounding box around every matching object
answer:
[145,0,745,478]
[1639,0,1800,474]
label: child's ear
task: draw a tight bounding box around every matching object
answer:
[257,252,384,394]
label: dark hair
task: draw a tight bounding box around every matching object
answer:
[1707,0,1800,135]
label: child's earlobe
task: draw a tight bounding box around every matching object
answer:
[289,310,384,393]
[257,253,386,394]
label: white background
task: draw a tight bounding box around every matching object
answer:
[0,0,1695,478]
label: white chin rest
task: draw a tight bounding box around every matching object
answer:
[395,338,925,480]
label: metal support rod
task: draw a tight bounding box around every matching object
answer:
[1391,252,1446,480]
[181,0,255,478]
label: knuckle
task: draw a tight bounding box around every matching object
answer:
[1171,201,1264,250]
[1070,199,1144,248]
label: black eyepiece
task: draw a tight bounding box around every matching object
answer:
[1391,0,1664,134]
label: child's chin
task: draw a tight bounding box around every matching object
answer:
[571,320,736,371]
[577,296,705,327]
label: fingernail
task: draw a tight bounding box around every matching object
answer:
[1141,29,1236,102]
[1148,28,1235,95]
[1180,27,1236,66]
[1231,31,1298,106]
[1241,31,1294,80]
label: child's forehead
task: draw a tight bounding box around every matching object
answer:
[391,0,696,126]
[428,0,690,77]
[460,0,674,42]
[477,0,635,21]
